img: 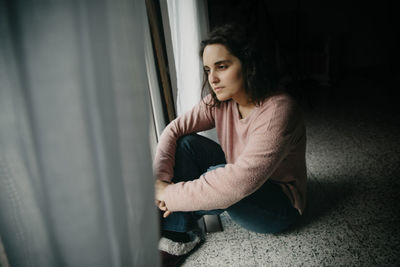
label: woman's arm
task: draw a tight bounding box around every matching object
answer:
[153,95,216,217]
[153,95,216,183]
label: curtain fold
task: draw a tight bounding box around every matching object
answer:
[165,0,218,141]
[166,0,209,116]
[0,0,159,266]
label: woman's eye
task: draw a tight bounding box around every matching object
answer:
[218,65,227,70]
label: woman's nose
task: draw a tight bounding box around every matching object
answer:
[209,71,220,84]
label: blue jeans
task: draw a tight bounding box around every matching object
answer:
[161,134,300,234]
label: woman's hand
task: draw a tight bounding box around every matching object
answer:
[155,180,173,218]
[156,200,172,218]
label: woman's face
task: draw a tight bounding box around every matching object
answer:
[202,44,246,103]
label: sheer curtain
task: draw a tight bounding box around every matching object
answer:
[0,0,159,266]
[166,0,208,116]
[164,0,218,141]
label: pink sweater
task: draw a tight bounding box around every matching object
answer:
[154,92,307,214]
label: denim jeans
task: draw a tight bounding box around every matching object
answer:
[161,134,300,234]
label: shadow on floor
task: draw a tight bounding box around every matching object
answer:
[284,178,355,233]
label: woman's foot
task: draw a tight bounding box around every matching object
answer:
[159,230,204,267]
[161,230,191,243]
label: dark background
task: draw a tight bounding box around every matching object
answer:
[206,0,399,110]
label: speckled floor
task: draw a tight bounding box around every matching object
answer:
[182,75,400,266]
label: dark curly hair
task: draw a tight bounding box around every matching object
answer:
[200,23,280,106]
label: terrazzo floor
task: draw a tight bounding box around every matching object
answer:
[182,75,400,266]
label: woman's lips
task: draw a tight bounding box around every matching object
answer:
[214,87,224,92]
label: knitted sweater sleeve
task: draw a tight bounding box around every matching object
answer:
[153,95,215,182]
[162,96,302,211]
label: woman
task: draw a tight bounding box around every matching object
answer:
[154,23,307,266]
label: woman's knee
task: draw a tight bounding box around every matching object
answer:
[173,135,205,182]
[176,134,198,157]
[176,134,211,149]
[174,134,226,178]
[176,134,223,159]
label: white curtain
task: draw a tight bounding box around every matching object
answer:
[0,0,159,266]
[166,0,209,116]
[165,0,218,141]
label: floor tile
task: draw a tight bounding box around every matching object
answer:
[312,164,400,226]
[182,239,256,267]
[351,222,400,266]
[250,218,375,266]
